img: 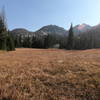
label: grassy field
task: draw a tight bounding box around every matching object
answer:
[0,48,100,100]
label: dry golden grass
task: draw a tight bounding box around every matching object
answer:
[0,48,100,100]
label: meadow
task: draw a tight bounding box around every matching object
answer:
[0,48,100,100]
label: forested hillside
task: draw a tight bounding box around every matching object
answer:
[10,23,100,50]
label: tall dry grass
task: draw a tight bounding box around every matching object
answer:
[0,48,100,100]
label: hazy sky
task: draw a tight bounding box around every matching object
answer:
[0,0,100,31]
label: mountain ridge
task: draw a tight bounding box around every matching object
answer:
[11,23,97,37]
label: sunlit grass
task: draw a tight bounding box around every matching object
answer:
[0,48,100,100]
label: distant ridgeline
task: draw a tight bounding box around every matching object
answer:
[1,7,100,50]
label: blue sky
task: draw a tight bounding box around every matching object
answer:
[0,0,100,31]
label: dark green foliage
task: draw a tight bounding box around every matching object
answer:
[0,14,7,50]
[0,8,15,51]
[31,36,44,48]
[0,32,7,50]
[14,35,22,48]
[66,24,74,50]
[0,17,6,33]
[44,35,50,48]
[73,33,96,50]
[23,35,31,48]
[59,36,67,49]
[14,36,19,48]
[44,34,60,48]
[6,31,15,51]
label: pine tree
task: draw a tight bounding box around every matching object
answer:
[31,36,36,48]
[14,35,22,48]
[14,36,19,48]
[0,8,7,50]
[18,35,22,47]
[44,35,50,48]
[66,23,74,50]
[23,35,31,48]
[6,31,15,51]
[0,7,15,51]
[44,34,56,48]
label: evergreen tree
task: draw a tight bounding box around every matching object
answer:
[44,35,50,48]
[0,8,7,50]
[14,36,19,48]
[31,36,43,48]
[14,35,22,48]
[6,31,15,51]
[44,34,57,48]
[66,23,74,50]
[23,35,31,48]
[18,35,22,47]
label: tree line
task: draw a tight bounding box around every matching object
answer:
[13,23,99,50]
[14,33,61,49]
